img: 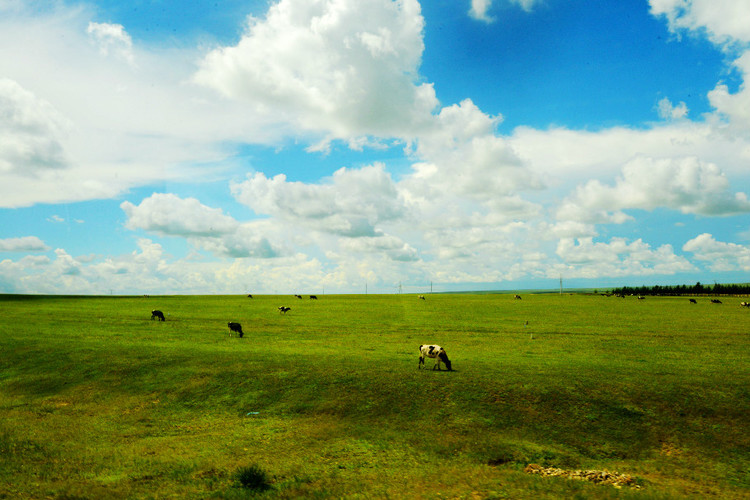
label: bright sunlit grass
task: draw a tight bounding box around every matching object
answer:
[0,293,748,498]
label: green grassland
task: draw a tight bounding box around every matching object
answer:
[0,293,748,499]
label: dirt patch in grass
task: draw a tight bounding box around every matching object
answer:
[524,463,641,489]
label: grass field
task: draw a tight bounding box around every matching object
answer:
[1,293,748,499]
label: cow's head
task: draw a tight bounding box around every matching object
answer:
[439,351,452,371]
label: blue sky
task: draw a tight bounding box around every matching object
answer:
[1,0,749,295]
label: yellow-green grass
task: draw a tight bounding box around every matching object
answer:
[0,293,748,499]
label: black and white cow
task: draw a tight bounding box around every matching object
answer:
[228,322,244,338]
[278,306,291,314]
[514,294,522,300]
[418,344,452,371]
[151,310,165,321]
[418,295,425,300]
[741,301,750,308]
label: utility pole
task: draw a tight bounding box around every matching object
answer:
[559,276,563,295]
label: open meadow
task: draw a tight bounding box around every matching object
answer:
[0,293,748,499]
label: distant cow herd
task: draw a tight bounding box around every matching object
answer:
[144,293,460,371]
[144,292,750,373]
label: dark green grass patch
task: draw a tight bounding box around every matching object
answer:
[0,293,748,498]
[234,464,272,491]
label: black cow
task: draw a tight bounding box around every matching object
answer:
[310,295,318,300]
[689,298,697,304]
[711,299,722,304]
[278,306,291,314]
[247,294,253,298]
[228,322,244,338]
[151,310,165,321]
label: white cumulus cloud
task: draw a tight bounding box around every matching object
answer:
[649,0,750,48]
[403,99,544,223]
[121,194,285,259]
[231,163,405,237]
[657,97,688,120]
[0,78,71,175]
[708,50,750,137]
[86,22,135,65]
[469,0,495,22]
[469,0,541,22]
[557,156,750,224]
[194,0,437,142]
[0,236,49,252]
[121,193,239,237]
[339,234,419,262]
[556,237,696,277]
[683,233,750,271]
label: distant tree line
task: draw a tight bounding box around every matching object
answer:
[610,282,750,296]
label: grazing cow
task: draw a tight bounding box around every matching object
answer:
[514,294,522,300]
[418,295,425,300]
[741,302,750,308]
[637,296,645,300]
[689,299,697,304]
[278,306,291,314]
[247,294,253,298]
[151,310,165,321]
[711,299,723,304]
[418,344,452,371]
[294,294,302,299]
[310,295,318,300]
[228,322,244,338]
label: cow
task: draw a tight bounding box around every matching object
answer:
[228,322,244,338]
[637,296,645,300]
[151,310,165,321]
[689,298,697,304]
[418,295,425,300]
[418,344,452,371]
[711,299,722,304]
[310,295,318,300]
[278,306,291,314]
[514,294,522,300]
[294,294,302,299]
[741,302,750,308]
[247,294,253,298]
